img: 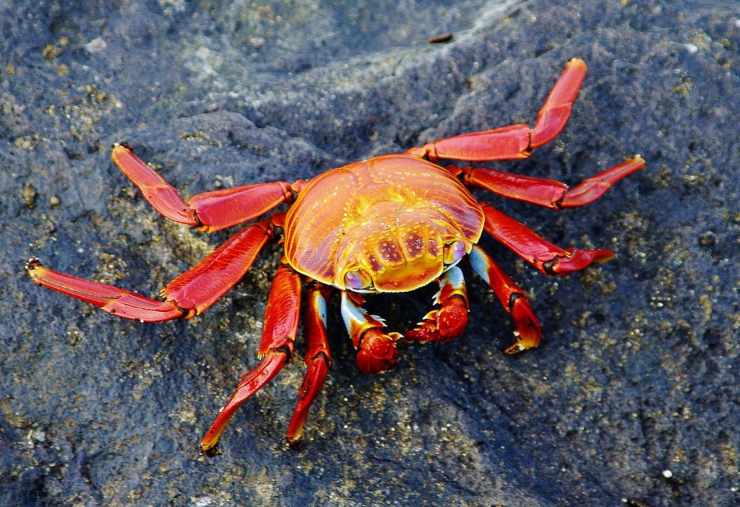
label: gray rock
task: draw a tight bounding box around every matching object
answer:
[1,0,737,505]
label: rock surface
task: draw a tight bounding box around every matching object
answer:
[1,0,737,505]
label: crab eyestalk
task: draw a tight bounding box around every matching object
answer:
[443,240,467,266]
[344,268,373,291]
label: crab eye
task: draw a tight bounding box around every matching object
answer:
[443,240,466,265]
[344,269,373,290]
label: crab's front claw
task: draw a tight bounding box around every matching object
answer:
[406,266,469,343]
[356,329,401,374]
[406,296,468,343]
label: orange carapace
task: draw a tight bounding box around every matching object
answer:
[284,155,484,293]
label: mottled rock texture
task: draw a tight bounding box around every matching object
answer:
[1,1,737,506]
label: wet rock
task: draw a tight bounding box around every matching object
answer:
[1,0,737,505]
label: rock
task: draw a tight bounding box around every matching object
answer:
[1,0,737,505]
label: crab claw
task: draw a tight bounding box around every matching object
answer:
[356,329,401,374]
[406,296,468,343]
[406,266,469,343]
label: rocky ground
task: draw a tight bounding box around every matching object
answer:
[1,1,737,505]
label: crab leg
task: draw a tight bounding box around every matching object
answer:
[456,156,645,208]
[469,246,542,354]
[201,262,302,452]
[406,266,469,343]
[408,58,587,162]
[341,292,401,374]
[112,143,301,232]
[285,284,332,446]
[481,203,614,275]
[26,218,275,321]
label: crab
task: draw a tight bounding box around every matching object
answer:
[27,58,645,450]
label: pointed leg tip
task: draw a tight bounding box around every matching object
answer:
[111,143,135,166]
[200,429,223,454]
[25,256,43,272]
[593,249,616,263]
[285,429,304,448]
[503,343,526,355]
[567,57,587,69]
[507,298,542,354]
[628,154,647,169]
[112,141,132,151]
[111,142,131,158]
[25,257,47,281]
[200,442,221,456]
[503,333,541,355]
[199,441,216,453]
[549,248,616,274]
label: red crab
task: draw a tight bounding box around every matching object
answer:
[27,58,645,449]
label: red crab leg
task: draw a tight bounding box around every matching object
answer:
[112,143,301,232]
[26,219,275,321]
[481,203,614,275]
[200,262,302,452]
[408,58,587,162]
[285,284,333,446]
[469,246,542,354]
[457,155,646,208]
[340,291,401,374]
[406,266,469,343]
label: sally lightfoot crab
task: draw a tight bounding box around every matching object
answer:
[27,58,645,449]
